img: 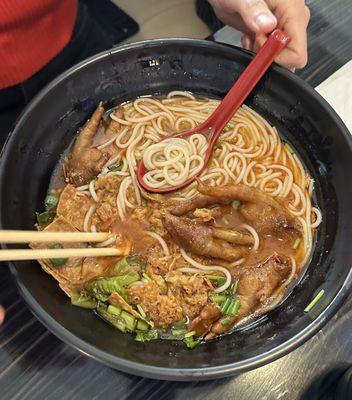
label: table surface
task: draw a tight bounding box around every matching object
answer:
[1,1,352,399]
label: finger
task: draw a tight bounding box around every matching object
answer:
[222,0,277,33]
[0,305,5,325]
[241,34,252,50]
[270,3,310,69]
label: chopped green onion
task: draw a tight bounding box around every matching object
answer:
[135,329,158,342]
[184,330,196,338]
[222,216,230,226]
[230,281,238,295]
[221,319,230,327]
[204,275,226,285]
[108,163,123,172]
[142,272,152,281]
[126,255,146,268]
[136,304,146,318]
[183,336,199,349]
[45,194,58,208]
[120,311,136,332]
[97,305,126,332]
[136,319,149,331]
[71,293,97,309]
[231,200,241,210]
[148,226,156,233]
[171,328,187,338]
[304,289,325,312]
[226,300,241,316]
[211,294,227,304]
[36,210,55,227]
[285,143,295,154]
[107,305,122,316]
[220,298,232,315]
[49,243,67,267]
[292,238,301,250]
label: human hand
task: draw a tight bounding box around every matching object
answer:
[0,305,4,325]
[208,0,310,70]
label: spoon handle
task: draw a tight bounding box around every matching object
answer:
[206,29,290,146]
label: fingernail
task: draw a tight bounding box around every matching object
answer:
[254,13,277,30]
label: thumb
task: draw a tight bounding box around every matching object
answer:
[225,0,277,33]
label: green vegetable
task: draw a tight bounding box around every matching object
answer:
[85,276,127,302]
[49,243,67,267]
[183,336,200,349]
[107,257,141,285]
[211,294,227,305]
[231,200,241,210]
[107,304,122,316]
[97,304,126,332]
[136,319,149,331]
[36,210,55,227]
[170,328,188,339]
[126,255,147,269]
[71,293,97,309]
[226,300,241,316]
[108,163,123,172]
[204,275,226,286]
[135,329,158,342]
[45,194,59,208]
[142,272,152,281]
[222,217,230,226]
[292,238,301,250]
[136,304,146,319]
[304,289,325,313]
[230,281,238,296]
[184,331,196,338]
[221,319,230,327]
[220,298,232,315]
[285,143,295,154]
[120,311,136,332]
[148,226,156,233]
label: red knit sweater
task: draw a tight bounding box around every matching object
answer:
[0,0,77,89]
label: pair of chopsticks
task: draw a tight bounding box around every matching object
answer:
[0,230,123,261]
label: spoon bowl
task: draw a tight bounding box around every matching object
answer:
[137,29,290,193]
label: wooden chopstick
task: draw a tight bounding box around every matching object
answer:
[0,247,123,261]
[0,230,110,244]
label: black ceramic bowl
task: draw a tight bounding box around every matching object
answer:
[1,39,351,381]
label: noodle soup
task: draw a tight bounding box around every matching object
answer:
[32,92,321,347]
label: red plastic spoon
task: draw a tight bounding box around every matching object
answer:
[137,29,290,193]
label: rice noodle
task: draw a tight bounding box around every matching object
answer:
[241,224,260,251]
[89,180,99,202]
[142,134,208,189]
[180,249,232,293]
[83,204,97,232]
[146,231,170,256]
[95,235,117,248]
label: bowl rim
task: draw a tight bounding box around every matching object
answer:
[2,38,352,381]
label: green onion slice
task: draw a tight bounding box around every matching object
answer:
[226,300,241,316]
[49,243,67,267]
[304,289,325,312]
[231,200,241,210]
[285,143,295,154]
[45,194,59,208]
[108,163,123,172]
[136,304,146,318]
[222,217,230,226]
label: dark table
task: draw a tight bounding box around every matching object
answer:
[1,1,352,399]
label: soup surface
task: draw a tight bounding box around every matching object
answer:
[32,92,321,348]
